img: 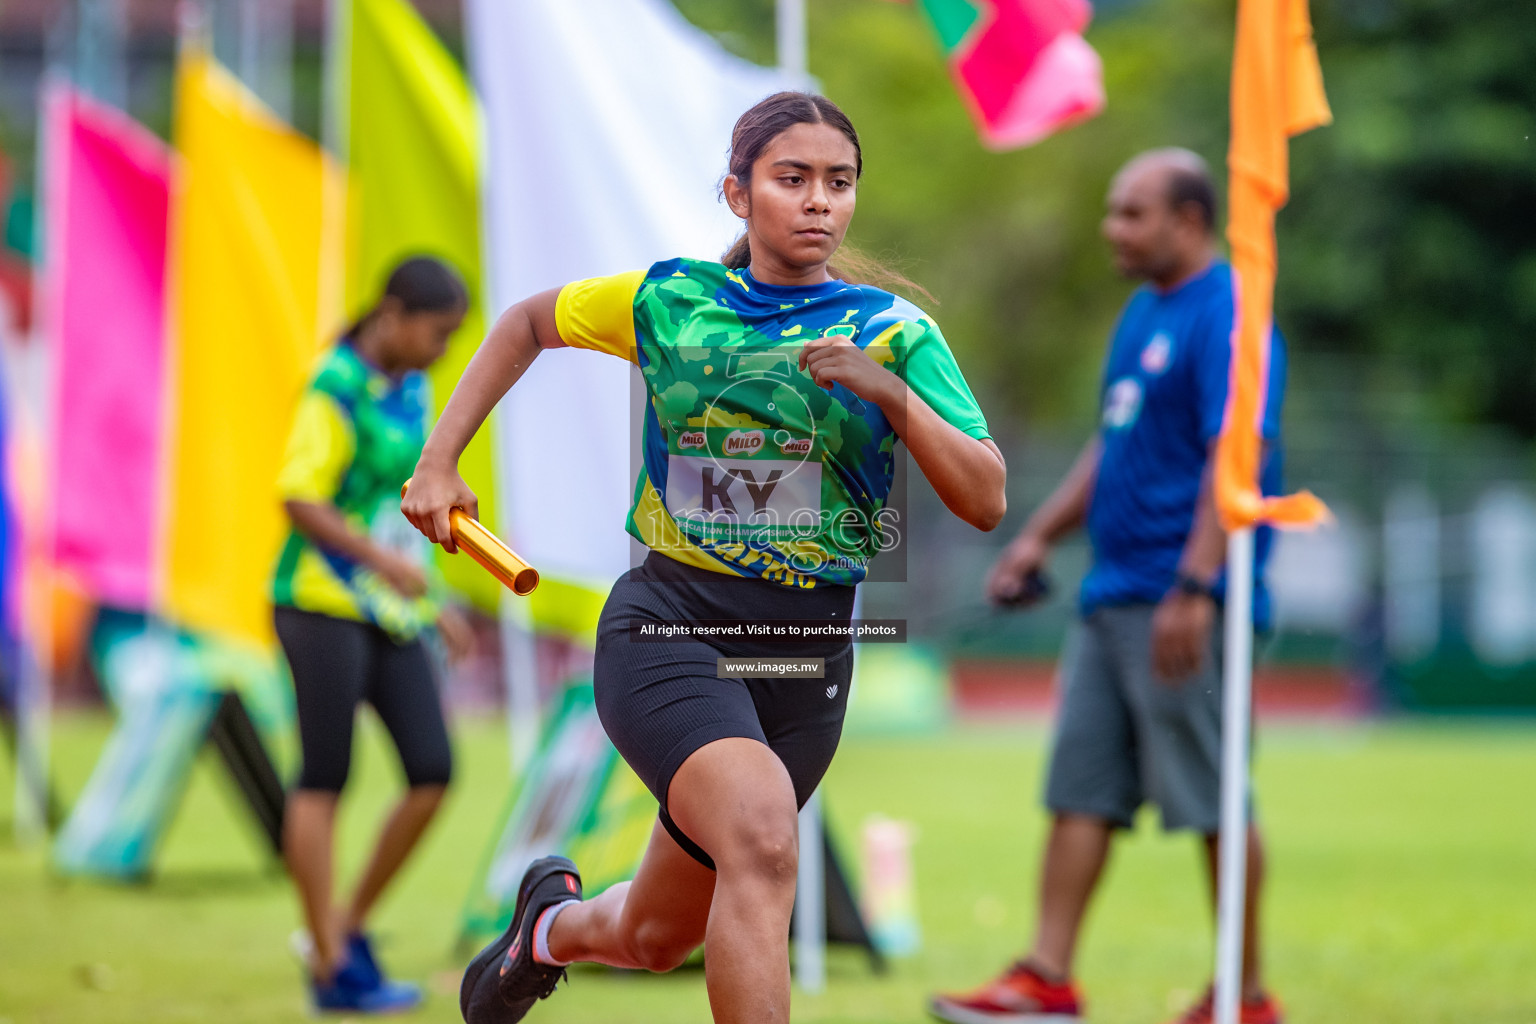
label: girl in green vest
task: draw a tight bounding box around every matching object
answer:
[275,256,474,1014]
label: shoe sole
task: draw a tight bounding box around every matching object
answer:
[928,1001,1081,1024]
[459,856,578,1023]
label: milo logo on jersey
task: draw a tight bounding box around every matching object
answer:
[777,437,813,456]
[718,428,812,458]
[722,429,765,456]
[666,425,822,541]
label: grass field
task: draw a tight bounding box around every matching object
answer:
[2,711,1533,1024]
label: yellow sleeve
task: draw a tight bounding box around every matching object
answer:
[554,270,646,363]
[275,391,356,503]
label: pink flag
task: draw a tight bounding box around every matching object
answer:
[39,86,171,608]
[916,0,1105,150]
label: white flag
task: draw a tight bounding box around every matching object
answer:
[467,0,794,584]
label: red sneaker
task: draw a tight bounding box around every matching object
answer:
[929,961,1084,1023]
[1166,987,1284,1024]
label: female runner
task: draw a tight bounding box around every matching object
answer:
[402,92,1006,1024]
[275,256,474,1013]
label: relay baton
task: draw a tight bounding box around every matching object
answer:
[400,481,539,596]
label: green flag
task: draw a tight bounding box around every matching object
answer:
[459,683,653,945]
[337,0,499,610]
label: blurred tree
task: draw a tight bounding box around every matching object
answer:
[8,0,1527,437]
[676,0,1236,430]
[675,0,1536,442]
[1282,0,1536,436]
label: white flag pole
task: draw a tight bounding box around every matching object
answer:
[499,599,541,777]
[1214,526,1255,1024]
[776,0,808,83]
[14,46,67,846]
[795,790,827,993]
[778,0,827,989]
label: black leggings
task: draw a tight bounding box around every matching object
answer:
[594,552,856,869]
[275,606,453,793]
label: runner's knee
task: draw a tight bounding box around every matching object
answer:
[625,918,700,973]
[713,806,799,887]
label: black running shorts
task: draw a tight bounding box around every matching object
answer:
[593,551,856,869]
[275,605,453,793]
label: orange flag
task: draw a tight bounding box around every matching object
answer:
[1214,0,1331,531]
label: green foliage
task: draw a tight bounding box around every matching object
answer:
[8,0,1525,435]
[1282,0,1536,435]
[674,0,1535,438]
[677,0,1238,428]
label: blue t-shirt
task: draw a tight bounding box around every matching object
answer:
[1081,261,1286,628]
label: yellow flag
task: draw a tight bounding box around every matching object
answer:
[161,53,340,646]
[341,0,499,611]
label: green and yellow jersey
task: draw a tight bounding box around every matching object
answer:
[557,258,991,588]
[271,342,438,639]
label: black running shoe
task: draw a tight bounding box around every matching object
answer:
[460,855,582,1024]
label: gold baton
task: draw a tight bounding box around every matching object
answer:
[400,481,539,597]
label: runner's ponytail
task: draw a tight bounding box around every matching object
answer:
[722,234,752,269]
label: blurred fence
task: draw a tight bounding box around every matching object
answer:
[868,358,1536,715]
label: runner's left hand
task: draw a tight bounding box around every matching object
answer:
[799,335,899,405]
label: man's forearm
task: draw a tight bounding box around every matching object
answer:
[1177,457,1228,583]
[1018,435,1102,545]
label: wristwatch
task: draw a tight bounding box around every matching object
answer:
[1172,571,1217,601]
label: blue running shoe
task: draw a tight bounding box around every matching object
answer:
[346,932,384,990]
[310,954,422,1015]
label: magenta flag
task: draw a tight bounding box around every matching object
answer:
[917,0,1105,150]
[40,86,171,608]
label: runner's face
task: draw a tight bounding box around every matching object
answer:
[1101,164,1182,281]
[737,122,859,273]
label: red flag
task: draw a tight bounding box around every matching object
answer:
[915,0,1104,149]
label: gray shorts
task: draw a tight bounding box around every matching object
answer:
[1044,604,1248,833]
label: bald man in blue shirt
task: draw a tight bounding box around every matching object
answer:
[931,150,1286,1024]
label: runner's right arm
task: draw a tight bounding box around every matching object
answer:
[403,287,564,552]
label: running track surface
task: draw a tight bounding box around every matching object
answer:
[952,659,1363,719]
